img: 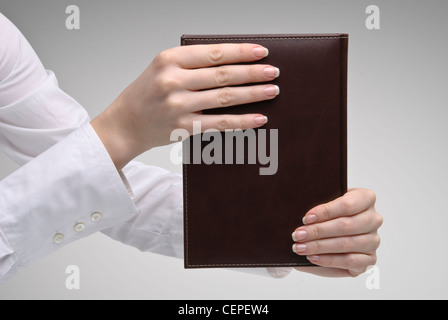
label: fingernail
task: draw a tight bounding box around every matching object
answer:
[302,214,317,225]
[292,244,307,253]
[254,116,268,126]
[307,255,320,262]
[253,47,269,58]
[264,67,280,78]
[292,230,307,242]
[264,85,280,97]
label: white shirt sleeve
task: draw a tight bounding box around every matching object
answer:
[0,13,138,283]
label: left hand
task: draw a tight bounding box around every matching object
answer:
[91,44,278,170]
[292,188,383,277]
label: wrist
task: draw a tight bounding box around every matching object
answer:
[90,107,137,170]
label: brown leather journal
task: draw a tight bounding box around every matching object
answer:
[181,34,348,268]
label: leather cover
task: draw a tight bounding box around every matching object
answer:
[181,34,348,268]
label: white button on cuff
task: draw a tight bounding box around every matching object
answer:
[53,233,65,244]
[74,222,86,233]
[90,212,103,222]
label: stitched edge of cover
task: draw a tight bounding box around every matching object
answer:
[182,35,346,268]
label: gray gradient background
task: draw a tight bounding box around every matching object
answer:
[0,0,446,300]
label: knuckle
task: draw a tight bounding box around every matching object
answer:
[324,254,335,267]
[375,213,384,229]
[156,75,181,94]
[349,270,362,278]
[340,237,353,252]
[321,204,331,221]
[373,234,381,250]
[371,254,378,266]
[312,224,323,240]
[217,87,233,106]
[249,86,259,101]
[341,196,357,213]
[154,49,175,67]
[217,118,230,131]
[247,66,257,83]
[174,116,191,131]
[345,254,358,270]
[238,43,246,56]
[367,189,377,205]
[337,217,353,233]
[312,240,322,254]
[209,44,225,63]
[215,67,230,86]
[237,117,249,130]
[166,95,184,111]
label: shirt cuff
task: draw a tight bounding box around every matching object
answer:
[0,122,138,268]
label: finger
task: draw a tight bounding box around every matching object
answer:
[303,188,377,224]
[184,64,280,91]
[295,266,353,278]
[171,44,269,69]
[292,233,381,256]
[292,208,383,242]
[306,253,377,277]
[183,84,280,113]
[188,113,269,133]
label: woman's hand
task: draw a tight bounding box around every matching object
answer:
[292,188,383,277]
[91,43,280,169]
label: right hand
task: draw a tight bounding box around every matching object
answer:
[91,43,280,169]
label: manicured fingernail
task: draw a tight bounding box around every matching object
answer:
[254,116,268,126]
[253,47,269,58]
[264,67,280,78]
[302,214,317,225]
[292,244,307,253]
[264,85,280,97]
[292,230,307,242]
[307,255,320,262]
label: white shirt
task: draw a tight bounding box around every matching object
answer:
[0,13,290,283]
